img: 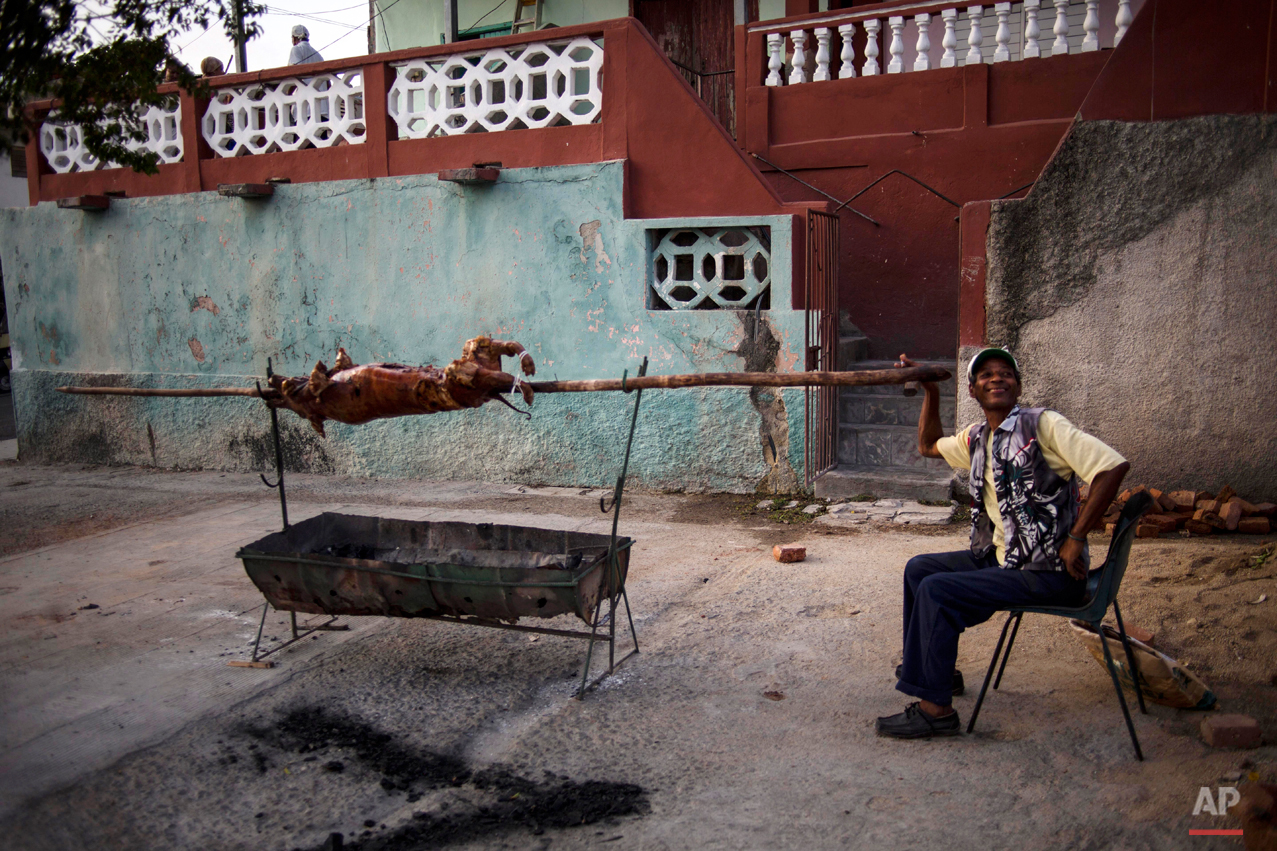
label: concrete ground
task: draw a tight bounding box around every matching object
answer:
[0,461,1271,851]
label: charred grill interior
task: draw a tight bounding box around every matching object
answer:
[238,512,631,625]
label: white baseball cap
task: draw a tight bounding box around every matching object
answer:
[292,25,309,40]
[967,347,1020,382]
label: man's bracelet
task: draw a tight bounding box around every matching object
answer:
[1067,532,1087,543]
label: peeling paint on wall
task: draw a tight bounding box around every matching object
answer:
[736,311,799,494]
[578,220,611,273]
[188,338,206,362]
[191,296,221,316]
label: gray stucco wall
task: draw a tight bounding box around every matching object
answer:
[982,115,1277,499]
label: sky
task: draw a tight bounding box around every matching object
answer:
[169,1,376,74]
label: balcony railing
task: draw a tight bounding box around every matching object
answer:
[40,102,184,174]
[22,22,616,203]
[750,0,1136,84]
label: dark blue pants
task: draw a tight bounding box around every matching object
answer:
[897,550,1085,706]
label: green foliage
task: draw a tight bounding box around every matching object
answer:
[1,0,263,173]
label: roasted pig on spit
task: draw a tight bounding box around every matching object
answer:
[264,336,535,435]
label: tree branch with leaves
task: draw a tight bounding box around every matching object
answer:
[1,0,263,174]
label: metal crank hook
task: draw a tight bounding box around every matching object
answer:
[258,357,289,530]
[257,381,281,491]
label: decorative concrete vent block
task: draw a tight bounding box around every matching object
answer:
[649,226,771,310]
[202,71,366,157]
[39,102,184,174]
[388,37,603,139]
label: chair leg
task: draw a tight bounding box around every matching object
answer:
[1096,619,1144,761]
[1111,599,1148,715]
[967,612,1017,734]
[993,612,1023,690]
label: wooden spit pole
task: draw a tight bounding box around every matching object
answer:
[524,366,950,393]
[55,365,949,398]
[56,386,264,397]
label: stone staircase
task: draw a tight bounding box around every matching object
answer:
[814,334,959,501]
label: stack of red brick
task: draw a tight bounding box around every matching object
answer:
[1088,485,1276,538]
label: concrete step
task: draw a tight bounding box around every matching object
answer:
[838,422,953,470]
[841,394,956,429]
[814,467,955,502]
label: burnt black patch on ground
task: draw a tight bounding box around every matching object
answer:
[342,773,647,850]
[242,706,647,850]
[257,706,470,791]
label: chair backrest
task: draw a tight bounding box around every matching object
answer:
[1079,491,1153,619]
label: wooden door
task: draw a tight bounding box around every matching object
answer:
[631,0,756,137]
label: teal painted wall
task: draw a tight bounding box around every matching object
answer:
[0,162,810,492]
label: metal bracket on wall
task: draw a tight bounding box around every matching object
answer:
[56,195,110,211]
[218,183,275,199]
[750,153,879,226]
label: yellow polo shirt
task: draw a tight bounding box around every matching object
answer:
[936,411,1127,564]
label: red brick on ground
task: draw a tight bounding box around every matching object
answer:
[1169,490,1198,512]
[1194,510,1227,529]
[1136,524,1161,538]
[1144,514,1182,533]
[1253,503,1277,518]
[772,545,806,563]
[1222,500,1245,531]
[1216,485,1237,504]
[1184,519,1215,536]
[1238,517,1271,534]
[1201,714,1262,749]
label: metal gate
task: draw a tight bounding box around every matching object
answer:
[804,210,839,487]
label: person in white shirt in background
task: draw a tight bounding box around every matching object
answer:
[288,25,324,66]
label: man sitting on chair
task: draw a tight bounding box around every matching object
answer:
[878,348,1130,739]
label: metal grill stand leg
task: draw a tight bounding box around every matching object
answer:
[250,602,271,663]
[621,588,639,652]
[578,595,606,700]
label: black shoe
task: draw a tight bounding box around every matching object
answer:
[875,702,962,739]
[894,665,965,697]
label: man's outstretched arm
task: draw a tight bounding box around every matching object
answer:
[898,354,944,458]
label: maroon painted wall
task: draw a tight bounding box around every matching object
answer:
[1079,0,1277,121]
[739,46,1108,359]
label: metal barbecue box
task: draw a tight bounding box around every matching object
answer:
[236,512,632,625]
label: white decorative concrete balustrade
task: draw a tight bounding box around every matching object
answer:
[388,37,603,138]
[39,102,184,174]
[649,227,772,310]
[759,0,1133,85]
[202,70,366,157]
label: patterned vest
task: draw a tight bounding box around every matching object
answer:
[968,406,1086,572]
